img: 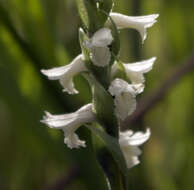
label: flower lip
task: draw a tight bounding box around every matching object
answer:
[108,78,138,121]
[108,78,139,97]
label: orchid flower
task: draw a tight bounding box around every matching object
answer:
[108,78,142,121]
[86,28,113,67]
[108,13,159,43]
[119,128,151,168]
[41,104,96,149]
[41,54,87,94]
[111,57,156,93]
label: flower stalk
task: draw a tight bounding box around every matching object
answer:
[41,0,158,189]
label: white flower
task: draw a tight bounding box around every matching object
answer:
[108,78,141,121]
[41,54,87,94]
[108,13,159,43]
[86,28,113,67]
[112,57,156,93]
[41,104,96,149]
[123,57,156,83]
[119,128,151,169]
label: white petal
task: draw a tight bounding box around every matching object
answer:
[114,92,136,121]
[108,78,137,97]
[41,54,87,94]
[64,132,86,149]
[119,128,151,169]
[108,79,137,120]
[121,146,141,169]
[41,104,95,129]
[120,128,151,147]
[91,28,113,47]
[41,112,78,129]
[90,46,111,67]
[60,78,78,94]
[126,156,140,169]
[129,128,151,146]
[41,104,96,149]
[123,57,156,84]
[123,57,156,73]
[109,13,159,43]
[132,83,145,94]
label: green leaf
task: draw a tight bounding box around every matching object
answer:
[98,0,113,13]
[83,73,118,137]
[86,124,129,190]
[75,0,90,29]
[76,0,102,34]
[109,16,120,57]
[79,27,90,61]
[97,0,113,25]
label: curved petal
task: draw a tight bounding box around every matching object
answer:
[129,128,151,146]
[109,13,159,43]
[41,54,87,94]
[123,57,156,73]
[111,57,156,85]
[41,104,96,149]
[120,128,151,147]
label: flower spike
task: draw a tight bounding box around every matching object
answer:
[41,104,96,149]
[108,13,159,43]
[119,128,151,168]
[41,54,87,94]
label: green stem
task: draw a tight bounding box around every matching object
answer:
[76,1,126,189]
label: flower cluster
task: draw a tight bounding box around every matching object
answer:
[41,7,158,168]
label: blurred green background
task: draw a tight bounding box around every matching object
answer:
[0,0,194,189]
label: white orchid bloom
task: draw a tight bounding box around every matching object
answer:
[108,78,141,121]
[86,28,113,67]
[111,57,156,94]
[108,13,159,43]
[119,128,151,169]
[41,104,96,149]
[41,54,87,94]
[123,57,156,84]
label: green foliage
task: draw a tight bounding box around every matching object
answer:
[87,123,128,189]
[84,73,118,137]
[76,0,100,34]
